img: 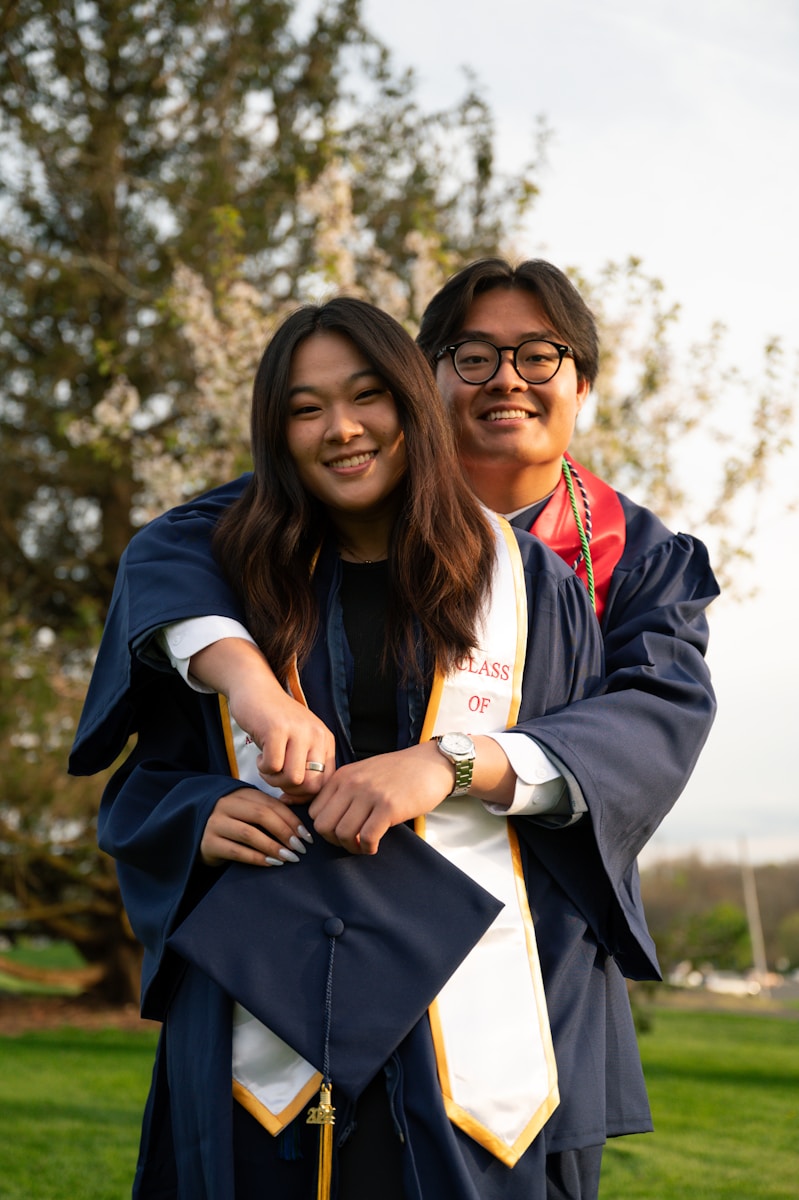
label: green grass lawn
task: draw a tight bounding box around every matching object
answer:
[601,1007,799,1198]
[0,1004,796,1198]
[0,1024,158,1200]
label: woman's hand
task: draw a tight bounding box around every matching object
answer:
[200,787,314,867]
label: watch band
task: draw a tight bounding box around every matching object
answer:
[449,756,474,797]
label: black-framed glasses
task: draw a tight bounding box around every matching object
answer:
[434,339,574,386]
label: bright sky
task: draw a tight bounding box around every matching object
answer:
[360,0,799,865]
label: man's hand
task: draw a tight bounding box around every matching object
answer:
[190,638,336,795]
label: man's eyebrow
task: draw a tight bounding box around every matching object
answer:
[456,328,559,343]
[288,368,382,398]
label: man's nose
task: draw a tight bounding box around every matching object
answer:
[488,350,527,388]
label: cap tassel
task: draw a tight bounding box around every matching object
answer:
[307,1081,335,1200]
[306,918,342,1200]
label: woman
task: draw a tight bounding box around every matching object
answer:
[73,298,607,1198]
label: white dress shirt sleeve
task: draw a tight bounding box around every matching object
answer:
[481,731,569,816]
[158,616,256,692]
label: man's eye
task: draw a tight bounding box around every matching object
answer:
[520,342,558,365]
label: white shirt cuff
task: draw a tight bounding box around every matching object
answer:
[481,732,567,816]
[159,617,256,692]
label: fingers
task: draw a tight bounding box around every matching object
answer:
[258,731,336,796]
[307,745,452,854]
[309,780,390,856]
[200,788,314,868]
[252,706,336,794]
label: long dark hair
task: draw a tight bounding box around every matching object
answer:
[212,297,496,682]
[417,257,600,386]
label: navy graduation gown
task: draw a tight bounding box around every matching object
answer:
[72,530,654,1198]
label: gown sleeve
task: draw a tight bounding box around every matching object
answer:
[68,475,251,775]
[126,474,252,644]
[94,671,252,1018]
[512,510,719,979]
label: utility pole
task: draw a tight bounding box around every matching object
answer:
[740,838,769,996]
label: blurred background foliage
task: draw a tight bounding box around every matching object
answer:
[1,0,795,1001]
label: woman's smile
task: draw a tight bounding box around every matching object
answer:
[324,449,379,470]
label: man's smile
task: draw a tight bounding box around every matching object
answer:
[481,408,535,422]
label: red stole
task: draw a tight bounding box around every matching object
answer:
[530,455,626,622]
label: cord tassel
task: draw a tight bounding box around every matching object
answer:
[307,921,340,1200]
[307,1081,336,1200]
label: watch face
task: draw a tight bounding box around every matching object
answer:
[441,733,473,758]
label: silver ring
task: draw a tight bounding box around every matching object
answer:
[305,761,325,773]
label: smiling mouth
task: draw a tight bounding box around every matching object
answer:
[326,451,377,468]
[481,409,534,422]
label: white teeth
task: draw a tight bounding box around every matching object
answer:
[484,409,531,422]
[329,452,375,468]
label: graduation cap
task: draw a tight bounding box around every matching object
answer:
[168,816,503,1103]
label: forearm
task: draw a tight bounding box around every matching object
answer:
[189,637,281,699]
[468,735,517,807]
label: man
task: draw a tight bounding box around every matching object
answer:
[71,259,719,1198]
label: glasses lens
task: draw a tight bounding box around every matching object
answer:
[515,341,564,383]
[452,341,500,383]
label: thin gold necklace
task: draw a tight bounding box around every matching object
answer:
[338,545,388,565]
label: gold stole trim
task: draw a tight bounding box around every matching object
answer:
[232,1075,321,1136]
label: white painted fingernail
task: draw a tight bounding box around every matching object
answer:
[289,836,307,855]
[279,848,300,863]
[297,825,314,844]
[265,856,284,867]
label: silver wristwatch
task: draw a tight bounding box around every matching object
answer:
[436,733,476,797]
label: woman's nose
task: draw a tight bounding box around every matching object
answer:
[324,405,364,441]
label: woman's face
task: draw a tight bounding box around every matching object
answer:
[285,331,407,526]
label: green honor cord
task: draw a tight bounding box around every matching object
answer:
[562,457,596,612]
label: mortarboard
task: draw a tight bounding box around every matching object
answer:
[168,815,503,1102]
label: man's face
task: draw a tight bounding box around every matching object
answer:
[434,288,589,509]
